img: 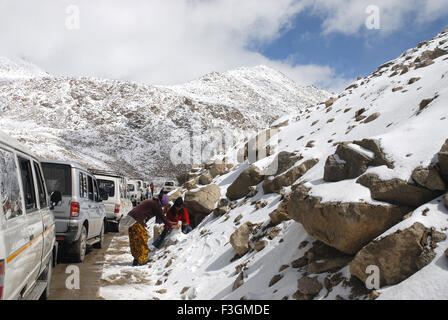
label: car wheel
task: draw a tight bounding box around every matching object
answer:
[39,252,53,300]
[73,225,87,263]
[104,220,109,234]
[94,223,105,249]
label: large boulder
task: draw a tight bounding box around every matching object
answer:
[324,144,373,182]
[230,222,254,256]
[226,165,264,200]
[286,185,410,254]
[324,139,394,183]
[357,174,442,208]
[184,184,220,228]
[438,139,448,178]
[263,159,319,194]
[411,167,446,191]
[350,222,446,287]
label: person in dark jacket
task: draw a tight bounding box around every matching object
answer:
[152,197,192,249]
[126,193,175,266]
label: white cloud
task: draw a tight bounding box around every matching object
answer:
[302,0,448,35]
[0,0,349,91]
[0,0,445,93]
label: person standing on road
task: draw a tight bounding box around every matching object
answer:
[120,193,176,266]
[150,182,155,198]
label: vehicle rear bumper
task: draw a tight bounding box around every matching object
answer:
[56,221,82,244]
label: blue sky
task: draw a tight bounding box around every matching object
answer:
[259,12,448,82]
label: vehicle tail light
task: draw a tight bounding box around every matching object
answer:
[114,204,120,214]
[70,202,80,217]
[0,259,5,300]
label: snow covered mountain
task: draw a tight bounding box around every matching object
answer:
[0,57,48,82]
[97,27,448,300]
[0,64,329,181]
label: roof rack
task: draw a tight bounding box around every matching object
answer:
[88,168,124,179]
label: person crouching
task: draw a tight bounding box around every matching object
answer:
[152,197,192,249]
[120,193,176,266]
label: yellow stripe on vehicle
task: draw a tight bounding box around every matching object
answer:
[6,225,54,264]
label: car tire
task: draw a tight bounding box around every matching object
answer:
[93,223,105,249]
[111,221,120,233]
[39,252,53,300]
[73,225,87,263]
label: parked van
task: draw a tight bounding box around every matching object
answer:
[41,160,107,263]
[163,181,176,193]
[0,132,56,300]
[128,179,143,207]
[92,170,132,232]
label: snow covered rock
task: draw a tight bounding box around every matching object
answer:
[411,167,446,191]
[230,222,254,256]
[438,139,448,178]
[268,201,291,225]
[199,171,213,185]
[357,174,442,208]
[263,158,318,194]
[226,165,264,200]
[352,139,394,168]
[287,185,409,254]
[296,276,323,298]
[265,151,303,177]
[350,222,446,287]
[324,143,373,182]
[207,163,228,178]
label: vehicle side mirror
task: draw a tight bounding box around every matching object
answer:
[50,191,62,210]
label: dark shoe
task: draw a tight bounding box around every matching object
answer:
[132,259,139,266]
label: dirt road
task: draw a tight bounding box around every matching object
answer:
[48,233,118,300]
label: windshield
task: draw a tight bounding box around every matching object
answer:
[98,179,115,197]
[128,184,135,191]
[42,163,72,196]
[165,182,174,186]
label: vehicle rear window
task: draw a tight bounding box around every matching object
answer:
[42,163,72,197]
[165,182,174,186]
[98,179,115,197]
[0,147,23,220]
[128,184,135,192]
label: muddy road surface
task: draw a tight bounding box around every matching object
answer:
[48,232,128,300]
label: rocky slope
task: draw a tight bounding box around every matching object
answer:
[98,26,448,300]
[0,64,329,180]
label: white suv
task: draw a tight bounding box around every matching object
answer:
[163,181,176,193]
[93,171,133,232]
[0,131,56,300]
[128,179,143,207]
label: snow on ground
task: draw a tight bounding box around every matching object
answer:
[99,28,448,300]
